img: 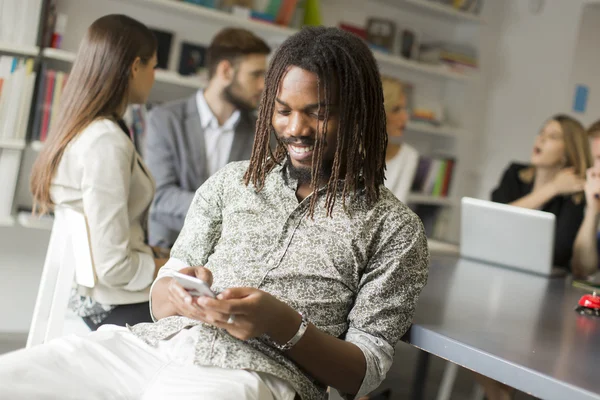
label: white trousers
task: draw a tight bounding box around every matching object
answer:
[0,325,296,400]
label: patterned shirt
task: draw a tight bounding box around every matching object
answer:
[129,160,429,400]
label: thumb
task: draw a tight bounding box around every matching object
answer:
[194,266,213,286]
[217,287,253,300]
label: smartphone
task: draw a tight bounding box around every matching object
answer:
[171,271,216,298]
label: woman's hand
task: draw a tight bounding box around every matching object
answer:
[551,167,585,195]
[165,266,215,321]
[585,168,600,214]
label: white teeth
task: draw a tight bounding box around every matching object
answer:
[290,145,314,154]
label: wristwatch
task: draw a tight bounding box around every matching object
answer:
[269,312,309,352]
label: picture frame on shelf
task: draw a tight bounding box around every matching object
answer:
[178,42,207,76]
[397,26,420,60]
[366,18,396,53]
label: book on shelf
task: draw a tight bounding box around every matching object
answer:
[411,155,456,198]
[0,55,37,142]
[411,204,451,240]
[31,66,69,143]
[0,0,42,48]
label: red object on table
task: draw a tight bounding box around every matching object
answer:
[575,292,600,317]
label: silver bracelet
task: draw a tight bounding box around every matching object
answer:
[269,312,308,352]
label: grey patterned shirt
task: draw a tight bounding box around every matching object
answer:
[129,160,429,400]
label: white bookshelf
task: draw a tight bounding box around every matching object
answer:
[0,42,40,57]
[123,0,474,82]
[407,193,455,207]
[376,0,484,23]
[0,139,27,150]
[42,48,207,89]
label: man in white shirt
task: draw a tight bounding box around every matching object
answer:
[145,28,270,248]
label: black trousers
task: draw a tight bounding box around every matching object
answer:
[82,301,152,331]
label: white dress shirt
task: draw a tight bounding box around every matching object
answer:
[384,143,419,203]
[196,90,241,176]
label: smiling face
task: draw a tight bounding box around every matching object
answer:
[271,66,339,183]
[531,119,566,168]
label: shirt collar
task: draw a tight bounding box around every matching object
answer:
[196,90,241,130]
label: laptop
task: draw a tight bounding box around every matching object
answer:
[460,197,565,277]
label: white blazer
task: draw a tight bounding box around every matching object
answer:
[50,118,156,305]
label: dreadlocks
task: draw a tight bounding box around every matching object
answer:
[243,26,387,217]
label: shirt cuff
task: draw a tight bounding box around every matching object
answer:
[148,257,189,322]
[343,327,395,399]
[122,251,156,292]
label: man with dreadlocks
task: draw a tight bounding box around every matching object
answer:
[0,27,429,400]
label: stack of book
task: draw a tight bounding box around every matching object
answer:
[0,0,42,47]
[411,156,456,198]
[418,42,478,74]
[31,67,69,143]
[0,56,37,143]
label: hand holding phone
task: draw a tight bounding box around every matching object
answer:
[172,271,216,298]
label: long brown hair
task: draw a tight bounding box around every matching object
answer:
[244,27,387,217]
[30,14,157,215]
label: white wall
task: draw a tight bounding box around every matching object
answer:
[475,0,590,199]
[568,3,600,128]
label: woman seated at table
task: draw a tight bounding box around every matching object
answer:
[484,114,591,400]
[381,76,419,204]
[491,114,592,271]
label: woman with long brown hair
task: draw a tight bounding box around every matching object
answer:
[30,14,167,330]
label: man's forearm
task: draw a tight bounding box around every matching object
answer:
[269,306,366,395]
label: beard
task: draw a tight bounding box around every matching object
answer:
[285,153,334,186]
[223,78,257,112]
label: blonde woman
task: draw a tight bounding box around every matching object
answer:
[381,76,419,204]
[29,15,168,330]
[485,114,592,400]
[491,115,592,270]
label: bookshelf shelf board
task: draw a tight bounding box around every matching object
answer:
[377,0,484,23]
[373,50,476,81]
[407,193,456,206]
[0,139,26,150]
[17,211,53,231]
[154,70,207,89]
[31,141,44,152]
[0,216,15,227]
[427,238,460,255]
[405,121,465,138]
[123,0,297,36]
[42,47,76,63]
[0,43,39,57]
[43,49,207,89]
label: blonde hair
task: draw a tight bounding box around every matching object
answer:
[588,119,600,138]
[381,76,404,114]
[520,114,592,202]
